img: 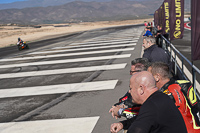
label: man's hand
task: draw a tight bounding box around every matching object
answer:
[110,122,123,133]
[109,105,122,119]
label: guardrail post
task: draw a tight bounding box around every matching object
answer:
[174,52,177,76]
[170,46,173,62]
[192,69,200,100]
[192,65,200,100]
[181,58,184,79]
[181,58,184,72]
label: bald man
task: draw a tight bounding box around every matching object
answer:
[110,71,187,133]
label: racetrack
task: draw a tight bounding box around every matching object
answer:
[0,24,144,133]
[0,23,199,133]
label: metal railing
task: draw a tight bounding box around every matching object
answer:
[161,35,200,100]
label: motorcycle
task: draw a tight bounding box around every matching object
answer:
[17,41,29,51]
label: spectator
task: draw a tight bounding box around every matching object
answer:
[143,27,153,37]
[142,36,170,66]
[110,62,200,133]
[148,62,200,132]
[144,22,147,27]
[147,21,151,27]
[110,71,187,133]
[155,25,163,47]
[109,58,149,120]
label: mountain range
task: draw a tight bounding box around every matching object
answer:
[0,0,147,10]
[0,0,189,25]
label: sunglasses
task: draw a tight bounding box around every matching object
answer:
[130,70,142,75]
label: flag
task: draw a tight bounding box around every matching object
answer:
[154,10,159,27]
[169,0,184,40]
[163,0,170,35]
[158,4,164,29]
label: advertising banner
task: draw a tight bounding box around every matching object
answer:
[158,4,164,29]
[163,0,170,34]
[169,0,184,40]
[191,0,200,61]
[154,10,159,27]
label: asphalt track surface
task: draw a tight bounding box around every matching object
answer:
[0,24,144,133]
[0,24,199,133]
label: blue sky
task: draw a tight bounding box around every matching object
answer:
[0,0,27,4]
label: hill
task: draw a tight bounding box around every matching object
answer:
[0,0,150,10]
[0,0,163,24]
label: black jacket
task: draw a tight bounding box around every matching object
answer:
[143,44,170,65]
[122,91,187,133]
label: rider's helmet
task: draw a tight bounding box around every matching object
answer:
[18,38,21,41]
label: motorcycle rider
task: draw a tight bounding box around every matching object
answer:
[17,38,23,46]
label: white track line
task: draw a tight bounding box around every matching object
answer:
[86,37,139,42]
[28,43,136,55]
[89,37,133,41]
[70,38,135,45]
[0,63,126,79]
[0,116,100,133]
[53,40,137,49]
[0,80,118,98]
[0,48,134,62]
[0,54,131,69]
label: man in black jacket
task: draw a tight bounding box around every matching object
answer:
[142,36,170,66]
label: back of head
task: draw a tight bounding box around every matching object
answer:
[150,62,172,79]
[130,71,157,105]
[143,36,156,45]
[131,58,150,71]
[131,71,156,91]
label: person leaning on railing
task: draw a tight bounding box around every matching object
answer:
[109,58,150,120]
[142,36,170,67]
[148,62,200,133]
[155,25,163,47]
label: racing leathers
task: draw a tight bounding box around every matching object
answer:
[17,39,23,46]
[114,91,140,119]
[161,79,200,133]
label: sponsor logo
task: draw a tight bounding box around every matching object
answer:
[174,0,182,38]
[126,113,134,119]
[174,30,181,38]
[163,89,171,95]
[164,2,170,33]
[175,89,182,103]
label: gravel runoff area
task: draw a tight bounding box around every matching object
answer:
[0,18,153,48]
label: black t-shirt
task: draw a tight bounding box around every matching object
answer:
[125,91,187,133]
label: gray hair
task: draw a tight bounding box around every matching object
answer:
[131,58,150,71]
[143,36,156,44]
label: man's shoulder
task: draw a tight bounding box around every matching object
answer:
[152,45,168,55]
[144,91,169,106]
[150,45,164,53]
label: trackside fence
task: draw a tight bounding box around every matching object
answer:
[161,35,200,100]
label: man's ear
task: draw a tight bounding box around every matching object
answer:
[138,85,144,95]
[154,73,160,82]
